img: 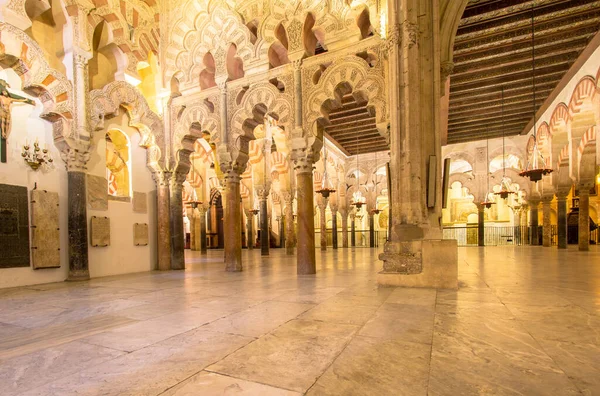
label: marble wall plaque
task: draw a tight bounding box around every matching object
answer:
[30,190,61,269]
[0,184,30,268]
[87,174,108,211]
[132,192,147,214]
[90,216,110,247]
[133,223,149,246]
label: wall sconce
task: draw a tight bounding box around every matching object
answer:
[22,139,53,170]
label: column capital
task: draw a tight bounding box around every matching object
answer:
[224,168,243,184]
[256,187,270,200]
[384,22,402,52]
[292,153,315,174]
[281,190,295,205]
[152,170,172,186]
[61,148,90,172]
[541,195,554,204]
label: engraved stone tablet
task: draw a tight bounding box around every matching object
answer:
[133,223,149,246]
[0,184,30,268]
[132,192,148,214]
[87,174,108,211]
[90,216,110,247]
[31,190,60,269]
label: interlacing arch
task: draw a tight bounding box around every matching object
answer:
[537,122,552,168]
[305,55,387,135]
[89,81,163,172]
[0,23,73,138]
[174,102,221,153]
[568,76,597,115]
[230,82,293,138]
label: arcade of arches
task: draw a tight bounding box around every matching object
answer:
[1,0,600,395]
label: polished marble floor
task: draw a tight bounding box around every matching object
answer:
[0,246,599,395]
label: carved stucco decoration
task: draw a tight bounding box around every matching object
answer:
[0,22,74,140]
[167,3,256,88]
[89,81,164,172]
[173,100,221,154]
[304,53,387,136]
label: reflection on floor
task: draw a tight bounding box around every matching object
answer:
[0,247,598,395]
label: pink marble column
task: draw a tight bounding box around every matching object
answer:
[579,188,590,252]
[283,191,296,255]
[319,202,327,251]
[224,171,242,271]
[154,172,172,271]
[295,157,316,275]
[341,211,349,248]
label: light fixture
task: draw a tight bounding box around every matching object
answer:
[250,209,259,216]
[480,138,495,208]
[495,86,515,200]
[22,139,53,170]
[519,1,552,183]
[186,200,203,209]
[351,133,365,209]
[316,141,336,198]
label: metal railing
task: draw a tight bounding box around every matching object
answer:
[315,229,388,248]
[442,225,559,247]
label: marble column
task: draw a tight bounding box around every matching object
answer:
[258,191,270,256]
[224,171,243,271]
[541,197,553,248]
[190,208,199,251]
[65,152,90,281]
[331,210,338,249]
[169,176,186,270]
[556,195,568,249]
[513,208,521,246]
[369,212,376,248]
[278,216,285,248]
[294,157,316,275]
[579,188,590,252]
[476,204,485,247]
[199,205,207,254]
[245,210,254,250]
[154,172,172,270]
[319,202,327,251]
[341,212,349,248]
[351,213,356,247]
[283,191,295,255]
[530,200,540,246]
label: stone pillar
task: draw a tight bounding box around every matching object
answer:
[318,202,327,251]
[476,203,485,247]
[224,171,243,271]
[245,210,254,250]
[169,175,186,270]
[541,197,553,247]
[369,212,376,248]
[153,171,172,270]
[283,191,295,255]
[529,200,540,246]
[556,195,568,249]
[513,208,521,245]
[331,210,338,249]
[258,189,270,256]
[190,208,200,251]
[294,157,316,274]
[579,187,591,252]
[351,213,356,247]
[341,211,349,248]
[199,205,208,254]
[64,150,91,281]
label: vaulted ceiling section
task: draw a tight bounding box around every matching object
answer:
[447,0,600,144]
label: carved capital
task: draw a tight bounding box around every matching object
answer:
[404,22,418,49]
[61,148,90,172]
[256,186,270,200]
[384,23,401,52]
[152,170,172,187]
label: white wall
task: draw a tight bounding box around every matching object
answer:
[0,69,70,288]
[86,113,158,278]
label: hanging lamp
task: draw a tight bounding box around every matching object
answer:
[495,86,516,199]
[316,141,336,198]
[519,1,553,182]
[480,137,495,209]
[351,134,366,210]
[370,150,382,215]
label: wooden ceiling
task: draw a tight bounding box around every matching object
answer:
[448,0,600,144]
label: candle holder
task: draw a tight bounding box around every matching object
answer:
[22,140,53,170]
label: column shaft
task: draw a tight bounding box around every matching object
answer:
[260,198,269,256]
[530,204,539,246]
[341,214,348,248]
[579,191,590,251]
[296,171,316,274]
[351,217,356,247]
[478,206,485,247]
[156,180,172,270]
[169,181,185,270]
[199,208,207,254]
[557,197,567,249]
[67,171,90,280]
[320,205,327,251]
[332,211,338,249]
[247,214,254,250]
[285,200,295,255]
[369,213,375,248]
[225,178,242,271]
[542,201,552,247]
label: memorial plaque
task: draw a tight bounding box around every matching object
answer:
[132,192,148,214]
[87,174,108,211]
[0,184,30,268]
[133,223,149,246]
[90,216,110,247]
[31,190,60,269]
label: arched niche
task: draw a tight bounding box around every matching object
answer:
[105,128,131,198]
[89,21,125,90]
[226,43,245,81]
[199,52,216,90]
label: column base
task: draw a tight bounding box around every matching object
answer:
[378,239,457,289]
[67,270,90,281]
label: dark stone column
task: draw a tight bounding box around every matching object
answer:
[199,206,207,254]
[279,216,285,248]
[530,200,540,246]
[246,210,254,250]
[283,191,295,255]
[259,194,269,256]
[154,172,172,270]
[579,188,590,252]
[477,204,485,247]
[332,210,338,249]
[556,196,568,249]
[341,212,348,248]
[542,197,552,248]
[67,170,90,280]
[351,214,356,247]
[295,158,316,275]
[224,172,242,271]
[169,178,185,270]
